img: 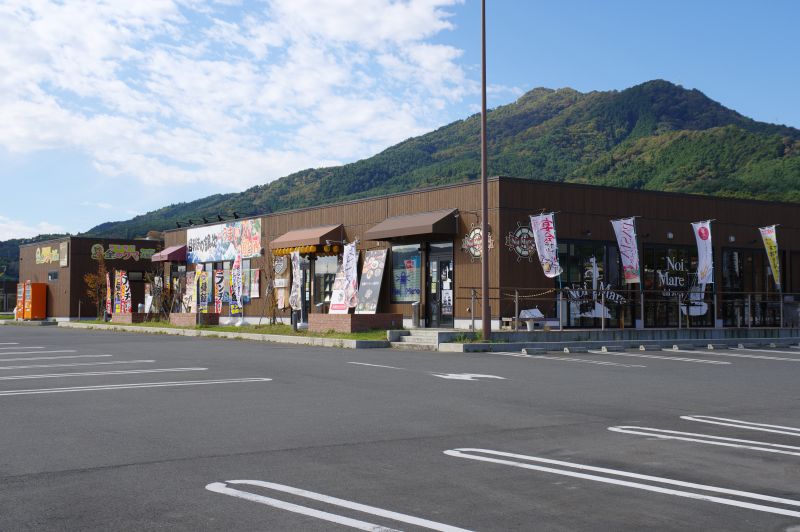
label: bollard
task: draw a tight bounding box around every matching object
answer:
[291,310,299,332]
[558,290,563,331]
[411,301,420,328]
[470,289,476,331]
[514,289,519,331]
[601,290,605,331]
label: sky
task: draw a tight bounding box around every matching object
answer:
[1,0,798,240]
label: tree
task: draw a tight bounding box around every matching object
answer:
[83,255,108,317]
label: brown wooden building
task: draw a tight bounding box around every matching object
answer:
[159,177,800,329]
[18,237,163,319]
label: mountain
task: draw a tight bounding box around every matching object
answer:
[82,79,800,239]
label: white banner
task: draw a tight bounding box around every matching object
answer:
[328,261,348,314]
[231,254,244,315]
[530,213,562,278]
[759,225,781,290]
[610,217,640,284]
[343,242,359,308]
[692,221,714,284]
[288,251,303,311]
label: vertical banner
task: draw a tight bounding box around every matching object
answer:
[692,221,714,284]
[328,261,348,314]
[530,213,563,278]
[356,249,388,314]
[611,217,641,284]
[105,272,112,316]
[343,242,359,308]
[120,271,131,313]
[183,271,196,313]
[114,271,122,314]
[197,271,209,313]
[230,254,243,316]
[759,225,781,290]
[273,257,290,310]
[213,270,224,313]
[289,251,302,311]
[250,269,260,298]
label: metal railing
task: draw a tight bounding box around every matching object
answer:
[458,287,796,330]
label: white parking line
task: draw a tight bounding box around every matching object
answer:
[588,350,729,365]
[0,377,272,396]
[0,350,77,357]
[608,426,800,456]
[0,360,154,370]
[0,346,43,350]
[0,342,19,345]
[0,355,112,363]
[0,367,208,381]
[445,448,800,518]
[672,349,800,362]
[681,416,800,437]
[206,480,472,532]
[489,352,644,368]
[734,347,800,357]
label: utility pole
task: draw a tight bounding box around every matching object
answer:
[480,0,491,339]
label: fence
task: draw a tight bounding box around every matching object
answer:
[459,287,799,330]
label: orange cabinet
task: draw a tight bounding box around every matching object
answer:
[23,282,47,320]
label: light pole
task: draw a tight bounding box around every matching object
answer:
[480,0,490,339]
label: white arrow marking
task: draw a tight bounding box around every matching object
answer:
[0,377,272,396]
[445,448,800,518]
[430,373,506,381]
[206,480,472,532]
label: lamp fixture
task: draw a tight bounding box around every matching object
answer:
[233,211,240,219]
[728,235,736,243]
[176,222,182,228]
[217,214,224,222]
[583,230,592,237]
[666,232,674,240]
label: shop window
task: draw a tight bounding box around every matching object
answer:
[314,255,339,304]
[391,244,421,303]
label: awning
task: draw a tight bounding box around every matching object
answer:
[269,224,344,251]
[364,208,458,241]
[150,245,186,262]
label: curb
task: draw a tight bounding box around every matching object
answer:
[56,322,389,349]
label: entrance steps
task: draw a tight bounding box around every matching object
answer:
[389,330,441,351]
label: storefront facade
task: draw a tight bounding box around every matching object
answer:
[156,177,800,329]
[17,236,163,319]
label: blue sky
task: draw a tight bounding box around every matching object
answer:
[1,0,797,240]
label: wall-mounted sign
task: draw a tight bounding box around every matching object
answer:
[186,219,262,263]
[505,222,536,262]
[462,226,494,261]
[91,244,157,261]
[35,246,60,264]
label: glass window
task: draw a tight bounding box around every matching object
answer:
[47,271,58,281]
[391,244,421,303]
[314,255,339,304]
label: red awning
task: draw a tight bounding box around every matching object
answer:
[150,245,186,262]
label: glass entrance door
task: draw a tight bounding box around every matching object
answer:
[426,243,454,328]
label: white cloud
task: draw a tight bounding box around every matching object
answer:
[0,216,65,241]
[0,0,472,191]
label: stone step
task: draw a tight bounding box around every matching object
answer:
[390,342,438,351]
[399,336,440,344]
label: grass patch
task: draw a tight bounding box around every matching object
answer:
[0,314,14,320]
[83,319,389,341]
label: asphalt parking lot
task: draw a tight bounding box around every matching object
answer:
[1,326,799,531]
